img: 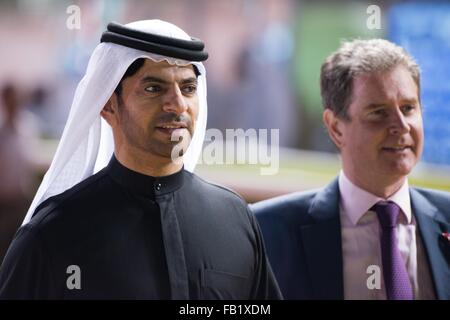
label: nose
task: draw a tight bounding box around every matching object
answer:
[162,85,188,115]
[388,109,410,135]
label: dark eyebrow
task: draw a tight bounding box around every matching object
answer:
[140,76,169,85]
[140,76,198,85]
[180,77,198,85]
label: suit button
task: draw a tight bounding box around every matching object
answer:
[155,183,162,191]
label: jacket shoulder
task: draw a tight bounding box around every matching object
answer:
[412,187,450,221]
[251,189,320,224]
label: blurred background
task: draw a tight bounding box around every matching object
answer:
[1,0,450,241]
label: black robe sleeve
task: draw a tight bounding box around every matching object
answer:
[0,224,56,299]
[248,207,283,300]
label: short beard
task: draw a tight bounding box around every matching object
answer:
[116,94,193,160]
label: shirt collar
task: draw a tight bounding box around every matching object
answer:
[338,170,412,226]
[106,154,184,198]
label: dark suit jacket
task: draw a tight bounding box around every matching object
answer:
[252,178,450,299]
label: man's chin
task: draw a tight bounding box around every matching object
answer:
[167,141,190,162]
[385,160,415,178]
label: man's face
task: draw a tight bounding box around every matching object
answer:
[114,59,199,161]
[333,65,424,189]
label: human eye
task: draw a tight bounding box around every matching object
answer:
[144,85,162,93]
[401,104,416,114]
[369,108,387,118]
[182,84,197,95]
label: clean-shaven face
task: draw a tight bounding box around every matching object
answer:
[339,64,424,189]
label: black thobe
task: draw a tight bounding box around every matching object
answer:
[0,156,281,299]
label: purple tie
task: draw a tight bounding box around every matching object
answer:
[372,201,414,300]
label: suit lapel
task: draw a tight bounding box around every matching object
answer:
[300,178,344,299]
[411,189,450,299]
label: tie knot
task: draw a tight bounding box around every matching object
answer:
[372,201,400,228]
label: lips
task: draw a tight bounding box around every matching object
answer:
[382,146,412,153]
[156,122,187,129]
[155,122,188,136]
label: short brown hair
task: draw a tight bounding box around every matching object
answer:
[320,39,420,120]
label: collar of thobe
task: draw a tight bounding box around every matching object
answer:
[106,155,184,198]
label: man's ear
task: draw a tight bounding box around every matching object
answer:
[323,109,345,149]
[100,93,120,127]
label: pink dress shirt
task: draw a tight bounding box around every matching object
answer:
[338,171,435,299]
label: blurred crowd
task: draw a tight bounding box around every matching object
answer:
[0,82,42,262]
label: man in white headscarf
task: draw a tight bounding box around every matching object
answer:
[0,20,281,300]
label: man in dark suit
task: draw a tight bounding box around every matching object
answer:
[253,39,450,300]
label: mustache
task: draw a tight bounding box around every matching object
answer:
[154,113,192,127]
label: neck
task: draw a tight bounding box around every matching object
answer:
[114,147,183,177]
[343,169,406,199]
